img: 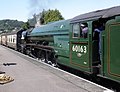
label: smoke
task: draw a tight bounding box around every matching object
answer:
[28,0,50,17]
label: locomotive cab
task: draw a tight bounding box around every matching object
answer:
[69,20,101,74]
[70,6,120,84]
[70,6,120,77]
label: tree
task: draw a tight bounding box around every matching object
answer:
[43,9,64,24]
[27,9,64,26]
[0,19,24,33]
[21,22,30,30]
[40,9,46,24]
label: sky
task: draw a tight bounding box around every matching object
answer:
[0,0,120,22]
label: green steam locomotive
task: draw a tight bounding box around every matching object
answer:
[1,6,120,84]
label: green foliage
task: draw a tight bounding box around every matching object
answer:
[40,9,46,24]
[43,9,64,24]
[22,22,30,30]
[28,9,64,26]
[0,19,24,32]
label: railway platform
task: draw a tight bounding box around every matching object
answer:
[0,45,113,92]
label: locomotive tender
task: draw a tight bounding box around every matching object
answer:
[0,6,120,84]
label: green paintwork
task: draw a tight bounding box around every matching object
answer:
[27,12,120,83]
[28,20,70,64]
[70,42,90,71]
[28,20,70,44]
[102,16,120,83]
[68,21,93,73]
[54,35,70,65]
[28,20,70,36]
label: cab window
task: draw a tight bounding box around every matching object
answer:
[80,23,88,39]
[72,23,80,38]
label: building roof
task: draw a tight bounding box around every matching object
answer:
[71,6,120,23]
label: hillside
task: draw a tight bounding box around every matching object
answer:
[0,19,24,33]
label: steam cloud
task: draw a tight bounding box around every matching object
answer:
[29,0,50,16]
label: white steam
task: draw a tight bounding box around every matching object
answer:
[29,0,50,16]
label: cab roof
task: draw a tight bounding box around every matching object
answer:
[71,6,120,23]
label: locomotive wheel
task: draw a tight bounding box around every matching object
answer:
[40,53,45,62]
[26,49,30,55]
[52,57,59,67]
[39,51,46,62]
